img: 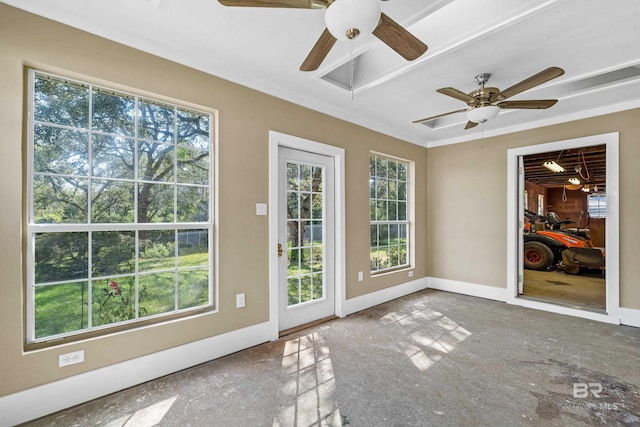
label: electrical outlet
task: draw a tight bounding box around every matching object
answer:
[408,271,414,277]
[236,293,246,308]
[358,271,363,282]
[59,350,85,367]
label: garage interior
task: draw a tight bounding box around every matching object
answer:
[522,145,606,312]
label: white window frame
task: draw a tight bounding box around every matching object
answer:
[369,152,413,274]
[26,69,216,343]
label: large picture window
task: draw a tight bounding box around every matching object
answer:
[27,70,214,343]
[369,153,410,273]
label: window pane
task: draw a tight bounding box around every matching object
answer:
[139,183,174,223]
[34,125,88,176]
[301,220,312,246]
[139,230,175,273]
[139,141,174,182]
[92,90,135,136]
[91,180,135,223]
[33,176,88,224]
[92,277,136,326]
[92,134,135,179]
[177,144,209,185]
[139,100,175,143]
[300,275,312,303]
[376,157,387,178]
[35,282,88,339]
[34,75,89,128]
[35,232,88,283]
[178,268,209,309]
[288,277,300,305]
[389,201,398,221]
[398,202,407,221]
[398,163,407,181]
[388,160,397,179]
[370,225,378,247]
[139,272,176,317]
[311,273,323,300]
[376,178,387,199]
[287,163,298,191]
[287,192,299,219]
[287,221,300,247]
[92,231,135,276]
[312,193,322,219]
[178,229,208,267]
[299,164,311,192]
[177,109,209,149]
[177,186,209,222]
[311,244,323,273]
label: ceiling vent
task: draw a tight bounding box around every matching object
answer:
[321,57,361,91]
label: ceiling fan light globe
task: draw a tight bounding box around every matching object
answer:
[466,105,500,123]
[325,0,381,41]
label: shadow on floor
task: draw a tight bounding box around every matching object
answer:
[22,289,640,426]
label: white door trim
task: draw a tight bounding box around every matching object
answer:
[506,132,620,324]
[268,131,345,339]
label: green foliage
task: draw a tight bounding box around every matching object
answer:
[31,73,213,339]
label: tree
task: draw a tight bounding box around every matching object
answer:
[32,74,211,282]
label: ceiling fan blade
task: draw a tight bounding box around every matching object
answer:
[372,13,428,61]
[300,28,337,71]
[437,87,478,105]
[412,108,469,124]
[499,67,565,100]
[497,99,558,109]
[465,121,478,130]
[218,0,325,8]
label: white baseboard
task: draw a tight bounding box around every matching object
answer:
[427,277,509,302]
[620,307,640,328]
[0,321,273,427]
[341,276,429,317]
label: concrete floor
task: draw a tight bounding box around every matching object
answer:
[523,269,606,312]
[23,290,640,427]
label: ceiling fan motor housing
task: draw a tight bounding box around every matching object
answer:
[468,87,500,107]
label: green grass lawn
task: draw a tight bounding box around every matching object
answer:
[34,250,210,339]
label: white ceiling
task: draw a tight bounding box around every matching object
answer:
[5,0,640,147]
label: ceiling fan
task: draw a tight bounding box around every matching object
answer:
[218,0,428,71]
[413,67,565,129]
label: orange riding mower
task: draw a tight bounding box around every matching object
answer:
[523,209,605,274]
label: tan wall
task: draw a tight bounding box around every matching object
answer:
[0,5,428,396]
[427,108,640,308]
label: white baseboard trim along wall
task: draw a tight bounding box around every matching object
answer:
[2,276,638,425]
[0,321,273,427]
[427,277,510,302]
[341,276,429,316]
[620,308,640,328]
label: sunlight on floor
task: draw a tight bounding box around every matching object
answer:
[104,395,177,427]
[382,307,471,372]
[273,332,341,427]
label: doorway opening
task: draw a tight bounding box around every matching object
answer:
[521,145,606,312]
[268,131,345,339]
[507,132,619,324]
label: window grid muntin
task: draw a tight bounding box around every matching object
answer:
[27,70,214,343]
[369,153,410,273]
